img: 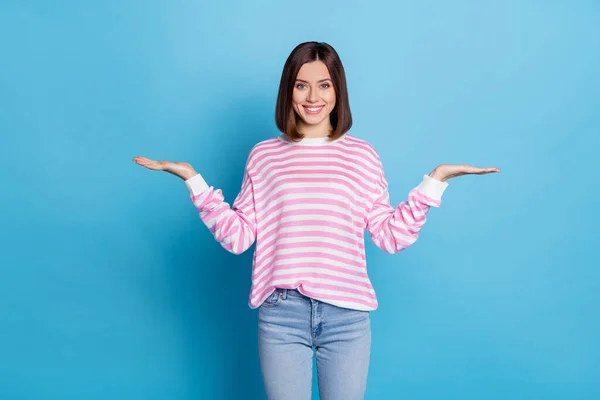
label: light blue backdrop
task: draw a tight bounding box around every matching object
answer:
[1,1,598,399]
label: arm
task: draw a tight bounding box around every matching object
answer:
[365,167,448,254]
[364,158,501,254]
[185,166,257,255]
[132,154,258,255]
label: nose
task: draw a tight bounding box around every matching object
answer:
[307,88,319,103]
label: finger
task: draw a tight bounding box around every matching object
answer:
[468,166,499,173]
[464,166,488,173]
[146,161,163,169]
[137,160,163,170]
[476,168,500,175]
[137,158,157,165]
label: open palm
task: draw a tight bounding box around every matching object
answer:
[132,156,196,180]
[430,164,500,182]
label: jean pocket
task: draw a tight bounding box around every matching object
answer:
[261,289,283,308]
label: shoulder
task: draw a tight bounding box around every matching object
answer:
[245,135,285,165]
[341,133,382,165]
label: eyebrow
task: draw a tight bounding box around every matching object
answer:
[295,78,332,83]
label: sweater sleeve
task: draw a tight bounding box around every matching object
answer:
[184,164,257,255]
[364,159,448,254]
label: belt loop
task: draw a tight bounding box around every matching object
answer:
[282,289,287,300]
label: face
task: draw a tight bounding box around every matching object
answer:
[292,61,336,127]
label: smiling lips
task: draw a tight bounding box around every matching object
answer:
[303,105,325,115]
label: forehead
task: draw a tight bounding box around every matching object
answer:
[296,61,331,81]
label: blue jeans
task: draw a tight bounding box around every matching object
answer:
[258,288,371,400]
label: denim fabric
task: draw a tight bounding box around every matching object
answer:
[258,288,371,400]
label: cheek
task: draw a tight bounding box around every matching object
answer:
[292,91,300,113]
[326,90,336,108]
[292,90,304,105]
[292,91,304,111]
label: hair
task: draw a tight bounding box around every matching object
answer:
[275,41,352,142]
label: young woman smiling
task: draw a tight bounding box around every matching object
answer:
[133,41,500,400]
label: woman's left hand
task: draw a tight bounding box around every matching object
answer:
[429,164,501,182]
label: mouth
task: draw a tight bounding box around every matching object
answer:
[302,105,325,115]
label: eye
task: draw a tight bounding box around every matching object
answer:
[320,83,331,89]
[295,83,307,89]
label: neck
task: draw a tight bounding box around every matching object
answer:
[296,118,333,138]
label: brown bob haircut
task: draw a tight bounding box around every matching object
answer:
[275,41,352,142]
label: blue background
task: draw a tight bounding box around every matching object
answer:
[1,1,599,399]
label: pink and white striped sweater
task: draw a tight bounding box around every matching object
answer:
[184,133,448,311]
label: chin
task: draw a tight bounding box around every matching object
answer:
[301,113,331,125]
[303,117,327,125]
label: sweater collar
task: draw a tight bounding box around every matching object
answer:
[277,133,347,146]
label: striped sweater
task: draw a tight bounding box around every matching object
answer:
[184,133,449,311]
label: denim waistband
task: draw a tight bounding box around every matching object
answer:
[274,288,303,300]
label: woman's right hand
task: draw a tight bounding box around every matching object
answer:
[132,156,197,180]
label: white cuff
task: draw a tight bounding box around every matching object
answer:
[184,173,209,197]
[415,174,449,201]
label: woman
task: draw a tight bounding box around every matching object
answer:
[133,41,499,400]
